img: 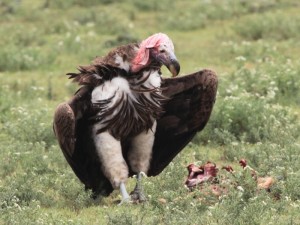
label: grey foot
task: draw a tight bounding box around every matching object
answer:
[118,182,132,205]
[130,184,147,203]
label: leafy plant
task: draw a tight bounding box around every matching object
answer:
[233,12,300,40]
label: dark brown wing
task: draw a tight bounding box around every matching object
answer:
[53,86,113,196]
[148,69,218,176]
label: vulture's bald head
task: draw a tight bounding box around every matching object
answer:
[131,33,180,77]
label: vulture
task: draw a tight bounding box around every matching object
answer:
[53,33,218,203]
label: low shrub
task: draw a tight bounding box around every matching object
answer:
[2,105,55,147]
[220,61,300,105]
[233,12,300,40]
[197,93,299,144]
[0,45,57,72]
[70,7,127,35]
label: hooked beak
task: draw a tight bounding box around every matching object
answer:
[151,47,181,77]
[166,59,180,77]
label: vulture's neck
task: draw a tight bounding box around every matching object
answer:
[131,62,161,76]
[130,49,162,74]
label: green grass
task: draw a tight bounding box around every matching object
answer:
[0,0,300,224]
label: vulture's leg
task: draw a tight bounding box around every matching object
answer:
[93,130,130,203]
[119,183,130,203]
[128,122,156,202]
[131,172,147,202]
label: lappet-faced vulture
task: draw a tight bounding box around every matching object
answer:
[53,33,218,203]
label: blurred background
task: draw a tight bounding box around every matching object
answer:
[0,0,299,224]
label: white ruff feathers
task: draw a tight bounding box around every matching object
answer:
[142,70,161,89]
[92,71,161,189]
[91,77,131,102]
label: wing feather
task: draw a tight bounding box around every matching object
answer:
[148,69,218,176]
[53,86,113,196]
[53,103,76,156]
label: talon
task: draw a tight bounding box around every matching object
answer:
[130,171,147,203]
[130,185,147,203]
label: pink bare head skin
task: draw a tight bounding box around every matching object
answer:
[131,33,179,76]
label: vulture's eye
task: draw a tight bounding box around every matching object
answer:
[159,49,166,53]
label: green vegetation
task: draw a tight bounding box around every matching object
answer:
[0,0,299,224]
